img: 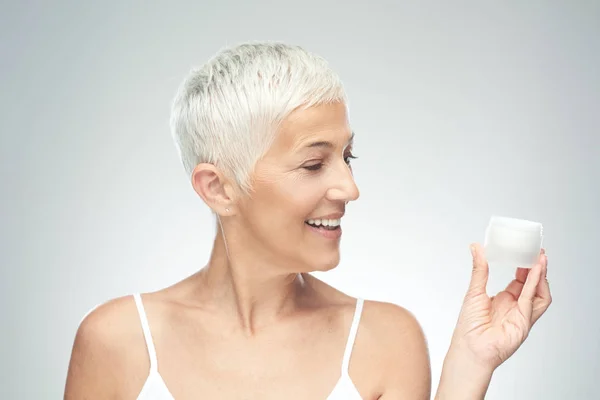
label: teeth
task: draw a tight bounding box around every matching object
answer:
[306,218,341,227]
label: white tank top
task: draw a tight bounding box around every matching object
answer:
[132,293,365,399]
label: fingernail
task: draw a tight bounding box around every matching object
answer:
[470,245,476,258]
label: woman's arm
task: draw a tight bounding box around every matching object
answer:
[378,244,550,399]
[64,306,121,398]
[434,347,494,399]
[370,303,432,399]
[434,244,552,400]
[373,307,492,400]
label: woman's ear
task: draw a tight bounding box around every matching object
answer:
[191,163,237,216]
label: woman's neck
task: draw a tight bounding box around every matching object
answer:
[196,227,309,336]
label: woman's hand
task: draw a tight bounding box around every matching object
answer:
[449,243,552,371]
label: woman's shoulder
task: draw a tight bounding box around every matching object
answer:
[65,294,151,397]
[76,294,143,344]
[72,294,152,373]
[311,277,426,344]
[311,276,431,395]
[308,275,425,336]
[357,299,431,394]
[361,299,425,338]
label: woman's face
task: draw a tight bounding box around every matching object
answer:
[236,101,359,272]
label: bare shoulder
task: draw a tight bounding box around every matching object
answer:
[358,300,432,399]
[302,275,430,396]
[360,300,428,344]
[64,295,149,399]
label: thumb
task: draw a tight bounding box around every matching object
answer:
[468,243,489,295]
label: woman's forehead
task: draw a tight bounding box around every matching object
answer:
[276,103,353,152]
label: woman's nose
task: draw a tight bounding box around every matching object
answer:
[327,162,360,202]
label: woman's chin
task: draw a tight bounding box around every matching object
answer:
[308,252,341,272]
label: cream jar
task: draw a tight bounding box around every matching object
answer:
[484,216,544,268]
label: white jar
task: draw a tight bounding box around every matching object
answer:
[484,216,544,269]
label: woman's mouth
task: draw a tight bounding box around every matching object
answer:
[305,218,341,230]
[304,218,343,239]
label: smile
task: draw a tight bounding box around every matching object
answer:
[305,218,341,230]
[304,218,343,239]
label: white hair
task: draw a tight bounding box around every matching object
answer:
[169,41,347,193]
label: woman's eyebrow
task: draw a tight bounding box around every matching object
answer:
[302,131,355,150]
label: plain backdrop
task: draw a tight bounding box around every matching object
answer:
[1,1,599,398]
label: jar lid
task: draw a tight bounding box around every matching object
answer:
[488,215,543,233]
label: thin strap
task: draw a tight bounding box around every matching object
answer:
[133,293,158,372]
[341,298,364,374]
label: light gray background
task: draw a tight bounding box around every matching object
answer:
[1,1,598,398]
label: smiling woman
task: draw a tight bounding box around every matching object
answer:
[64,42,552,400]
[215,100,359,274]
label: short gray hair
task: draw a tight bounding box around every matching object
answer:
[169,41,347,193]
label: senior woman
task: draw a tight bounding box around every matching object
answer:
[65,42,552,399]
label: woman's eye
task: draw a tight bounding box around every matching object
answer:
[304,163,323,171]
[303,153,357,171]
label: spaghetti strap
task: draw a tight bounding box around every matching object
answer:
[133,293,158,372]
[341,298,364,374]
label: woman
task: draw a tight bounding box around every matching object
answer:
[64,42,552,399]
